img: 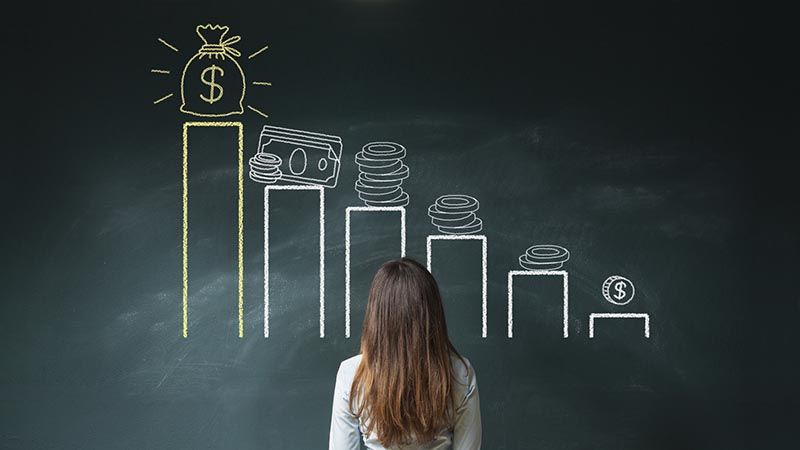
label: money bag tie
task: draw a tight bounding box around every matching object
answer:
[180,25,246,117]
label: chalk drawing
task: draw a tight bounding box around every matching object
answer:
[601,275,635,306]
[255,126,342,188]
[589,313,650,338]
[518,244,570,271]
[589,276,649,338]
[158,38,179,52]
[153,93,174,105]
[426,235,488,338]
[180,25,246,117]
[344,207,407,338]
[248,44,270,60]
[355,142,410,207]
[507,270,569,338]
[427,195,483,235]
[182,122,244,338]
[249,153,283,184]
[153,25,271,117]
[263,185,326,338]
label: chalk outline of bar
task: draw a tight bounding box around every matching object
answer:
[182,122,244,339]
[426,235,488,338]
[344,206,407,338]
[588,313,650,338]
[264,185,326,338]
[507,270,569,339]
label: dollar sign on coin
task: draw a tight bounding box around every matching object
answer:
[614,281,627,300]
[200,65,224,104]
[602,275,635,305]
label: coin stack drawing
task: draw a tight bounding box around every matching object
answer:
[518,244,570,271]
[249,153,283,184]
[427,194,484,235]
[354,142,410,207]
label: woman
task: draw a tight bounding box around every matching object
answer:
[329,258,481,449]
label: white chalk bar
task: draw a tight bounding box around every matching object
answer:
[588,313,650,339]
[507,270,569,339]
[264,185,325,338]
[426,235,488,338]
[345,206,406,338]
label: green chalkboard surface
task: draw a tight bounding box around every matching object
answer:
[2,1,796,449]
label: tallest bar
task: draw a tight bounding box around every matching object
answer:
[182,122,245,338]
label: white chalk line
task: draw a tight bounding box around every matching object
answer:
[588,313,650,338]
[264,185,326,338]
[344,206,406,338]
[507,270,569,339]
[426,235,488,338]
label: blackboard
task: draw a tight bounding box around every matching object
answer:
[2,1,797,449]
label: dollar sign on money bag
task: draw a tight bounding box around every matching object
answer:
[180,24,245,117]
[200,65,224,104]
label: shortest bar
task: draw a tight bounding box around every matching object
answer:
[588,313,651,339]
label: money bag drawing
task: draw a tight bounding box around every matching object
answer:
[180,24,246,117]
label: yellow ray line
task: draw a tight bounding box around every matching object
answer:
[153,93,174,104]
[247,105,269,118]
[151,69,170,74]
[251,81,272,86]
[248,45,269,59]
[158,38,179,52]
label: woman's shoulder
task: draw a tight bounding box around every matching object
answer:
[336,354,362,380]
[449,353,476,385]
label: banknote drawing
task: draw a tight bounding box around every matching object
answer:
[253,125,342,188]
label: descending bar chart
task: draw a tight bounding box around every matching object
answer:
[507,270,569,338]
[426,235,488,338]
[344,206,407,338]
[173,117,652,342]
[264,185,325,338]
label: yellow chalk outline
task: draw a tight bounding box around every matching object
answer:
[179,25,246,118]
[248,44,269,59]
[182,122,244,338]
[246,105,269,119]
[153,93,174,105]
[158,38,180,52]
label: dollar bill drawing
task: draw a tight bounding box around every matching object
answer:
[254,125,342,188]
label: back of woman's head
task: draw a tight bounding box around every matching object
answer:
[350,257,463,447]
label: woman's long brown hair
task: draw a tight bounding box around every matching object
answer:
[349,258,465,447]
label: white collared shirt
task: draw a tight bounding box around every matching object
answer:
[329,354,481,450]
